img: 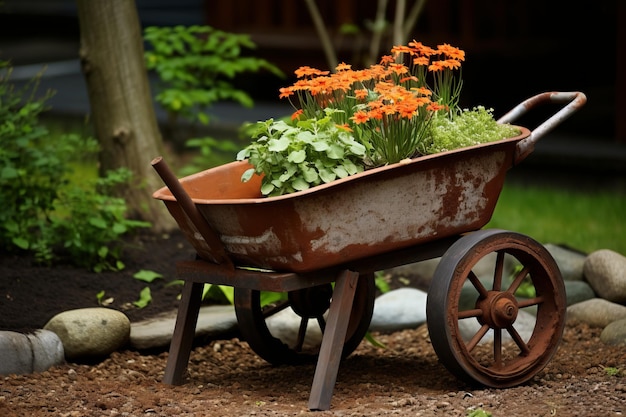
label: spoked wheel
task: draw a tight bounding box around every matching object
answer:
[234,273,375,365]
[426,229,566,388]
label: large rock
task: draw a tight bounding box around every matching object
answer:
[0,330,64,375]
[545,244,586,281]
[369,288,427,333]
[567,298,626,328]
[130,305,238,350]
[583,250,626,303]
[44,308,130,360]
[600,318,626,346]
[564,280,596,306]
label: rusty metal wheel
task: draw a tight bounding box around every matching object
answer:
[234,273,375,365]
[426,229,566,388]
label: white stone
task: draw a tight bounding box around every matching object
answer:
[0,330,64,375]
[567,298,626,328]
[130,305,238,350]
[583,249,626,303]
[545,243,586,281]
[44,308,130,360]
[600,318,626,346]
[369,288,427,333]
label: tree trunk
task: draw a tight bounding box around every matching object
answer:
[76,0,175,232]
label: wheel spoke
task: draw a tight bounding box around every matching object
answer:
[493,251,505,291]
[493,328,502,368]
[517,296,545,308]
[261,300,291,319]
[468,271,489,298]
[507,325,531,355]
[466,323,490,352]
[295,317,309,352]
[317,315,326,333]
[458,308,483,319]
[507,265,531,294]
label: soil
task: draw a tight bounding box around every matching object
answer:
[1,231,625,416]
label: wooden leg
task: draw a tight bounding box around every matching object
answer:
[163,280,203,385]
[308,270,359,411]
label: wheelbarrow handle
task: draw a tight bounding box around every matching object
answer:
[151,156,234,269]
[497,91,587,164]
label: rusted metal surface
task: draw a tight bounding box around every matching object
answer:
[426,229,566,387]
[153,127,530,272]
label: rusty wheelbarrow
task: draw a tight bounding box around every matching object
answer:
[151,91,586,411]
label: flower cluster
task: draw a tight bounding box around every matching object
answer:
[278,41,466,164]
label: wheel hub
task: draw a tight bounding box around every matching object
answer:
[288,284,333,318]
[477,291,519,329]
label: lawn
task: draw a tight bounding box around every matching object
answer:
[487,181,625,255]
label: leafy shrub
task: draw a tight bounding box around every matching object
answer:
[0,61,149,271]
[144,24,283,125]
[237,112,367,196]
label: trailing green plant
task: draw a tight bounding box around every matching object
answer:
[237,111,367,197]
[0,61,149,271]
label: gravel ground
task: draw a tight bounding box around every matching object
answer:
[2,231,625,416]
[1,323,625,416]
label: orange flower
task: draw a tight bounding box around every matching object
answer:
[428,61,445,72]
[335,62,352,71]
[351,111,370,124]
[336,123,353,132]
[399,75,418,84]
[437,43,465,61]
[391,45,414,56]
[379,55,395,65]
[291,109,304,120]
[294,66,330,78]
[279,87,294,99]
[389,63,409,76]
[355,89,369,100]
[413,56,430,66]
[408,40,437,56]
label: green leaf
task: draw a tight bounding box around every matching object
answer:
[240,168,255,182]
[133,287,152,309]
[1,166,18,179]
[12,237,29,250]
[89,217,108,229]
[260,183,275,195]
[268,137,289,152]
[292,177,310,191]
[287,150,306,163]
[133,269,164,283]
[326,144,345,159]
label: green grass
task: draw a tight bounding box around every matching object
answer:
[487,182,626,255]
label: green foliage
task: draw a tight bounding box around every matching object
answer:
[179,135,241,176]
[133,287,152,309]
[144,24,284,125]
[53,168,151,272]
[237,113,367,196]
[133,269,164,283]
[425,106,521,154]
[374,271,391,294]
[602,366,622,377]
[0,61,149,271]
[467,408,492,417]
